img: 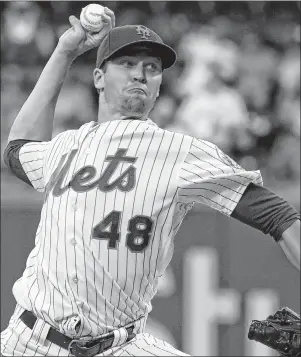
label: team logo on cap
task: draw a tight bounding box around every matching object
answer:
[136,25,151,39]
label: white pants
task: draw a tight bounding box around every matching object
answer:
[1,305,189,356]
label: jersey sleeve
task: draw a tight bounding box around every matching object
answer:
[5,129,76,192]
[17,141,50,192]
[178,138,263,216]
[5,122,95,192]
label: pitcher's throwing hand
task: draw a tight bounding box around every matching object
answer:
[58,6,115,58]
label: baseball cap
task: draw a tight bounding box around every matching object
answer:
[96,25,177,70]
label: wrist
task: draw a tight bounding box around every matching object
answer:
[54,43,78,63]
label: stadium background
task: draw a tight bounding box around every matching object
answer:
[1,1,300,356]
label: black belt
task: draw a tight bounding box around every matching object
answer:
[20,310,136,356]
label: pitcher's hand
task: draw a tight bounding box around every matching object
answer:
[57,7,115,58]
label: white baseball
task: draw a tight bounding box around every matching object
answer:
[80,4,105,33]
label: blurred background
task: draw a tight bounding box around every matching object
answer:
[1,1,300,356]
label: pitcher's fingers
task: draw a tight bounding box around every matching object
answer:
[104,7,115,27]
[101,13,111,25]
[69,15,82,30]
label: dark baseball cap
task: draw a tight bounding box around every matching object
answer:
[96,25,177,70]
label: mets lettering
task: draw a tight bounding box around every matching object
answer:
[46,148,137,197]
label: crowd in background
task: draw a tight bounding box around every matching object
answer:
[1,1,300,185]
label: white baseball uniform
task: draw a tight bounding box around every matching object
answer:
[1,118,263,356]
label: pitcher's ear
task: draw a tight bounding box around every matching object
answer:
[93,68,105,91]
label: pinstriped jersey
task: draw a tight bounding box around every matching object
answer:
[12,118,263,338]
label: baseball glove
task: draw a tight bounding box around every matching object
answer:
[248,307,301,357]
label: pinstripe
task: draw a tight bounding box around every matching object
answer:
[139,134,169,298]
[32,343,40,356]
[23,158,43,164]
[144,336,152,346]
[32,211,45,319]
[2,319,19,353]
[141,347,157,355]
[151,345,180,356]
[79,132,98,336]
[11,321,26,355]
[179,187,238,203]
[180,175,248,187]
[113,347,127,356]
[32,322,44,348]
[179,179,245,193]
[47,132,72,177]
[39,188,54,321]
[119,127,157,324]
[55,188,64,322]
[185,153,215,175]
[102,121,125,329]
[113,121,145,326]
[25,166,42,174]
[30,176,43,183]
[128,130,164,312]
[68,134,84,296]
[61,136,80,323]
[107,120,133,328]
[146,132,175,289]
[152,135,185,279]
[63,127,92,335]
[87,121,111,333]
[40,189,54,321]
[53,135,73,323]
[191,141,235,173]
[181,166,205,180]
[114,347,134,356]
[19,148,47,155]
[95,121,121,263]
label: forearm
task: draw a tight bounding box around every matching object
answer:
[7,46,75,143]
[279,220,300,270]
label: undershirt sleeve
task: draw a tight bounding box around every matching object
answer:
[231,182,300,241]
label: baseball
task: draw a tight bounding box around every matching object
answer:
[80,4,105,33]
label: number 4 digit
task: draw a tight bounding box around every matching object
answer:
[92,211,121,249]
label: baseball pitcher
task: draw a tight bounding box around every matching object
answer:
[1,6,300,357]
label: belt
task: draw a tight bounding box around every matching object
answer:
[20,310,136,356]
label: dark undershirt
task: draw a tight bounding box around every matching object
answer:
[4,140,300,241]
[232,183,300,241]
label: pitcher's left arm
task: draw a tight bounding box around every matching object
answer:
[231,183,300,271]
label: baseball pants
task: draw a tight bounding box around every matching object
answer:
[1,305,190,356]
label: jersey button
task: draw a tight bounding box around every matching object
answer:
[72,277,78,284]
[71,239,77,246]
[76,301,84,308]
[85,148,91,154]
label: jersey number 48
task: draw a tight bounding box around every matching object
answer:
[92,210,153,252]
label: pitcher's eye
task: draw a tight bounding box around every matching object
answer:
[120,60,134,68]
[146,63,160,72]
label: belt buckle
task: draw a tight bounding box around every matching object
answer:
[68,336,100,357]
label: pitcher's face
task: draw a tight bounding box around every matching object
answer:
[94,51,163,118]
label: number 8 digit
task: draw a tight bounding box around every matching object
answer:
[126,215,153,252]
